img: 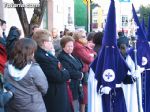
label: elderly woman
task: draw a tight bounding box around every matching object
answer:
[33,29,70,112]
[58,36,83,112]
[73,30,95,112]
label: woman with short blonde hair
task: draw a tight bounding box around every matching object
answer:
[33,29,71,112]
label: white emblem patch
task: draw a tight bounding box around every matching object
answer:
[103,69,115,82]
[142,57,148,66]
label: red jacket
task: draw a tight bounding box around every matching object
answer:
[0,44,7,74]
[73,41,95,72]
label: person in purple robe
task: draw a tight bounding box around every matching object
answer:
[147,14,150,44]
[89,0,135,112]
[128,4,150,112]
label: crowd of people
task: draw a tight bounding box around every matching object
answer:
[0,19,103,112]
[0,0,150,111]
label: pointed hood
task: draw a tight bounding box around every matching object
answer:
[91,0,129,92]
[129,4,150,68]
[147,14,150,41]
[102,0,117,46]
[132,4,147,41]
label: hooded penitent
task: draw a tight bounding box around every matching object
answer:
[130,4,150,112]
[147,14,150,42]
[130,4,150,68]
[91,0,129,91]
[89,0,129,112]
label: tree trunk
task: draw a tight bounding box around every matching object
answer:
[13,0,47,36]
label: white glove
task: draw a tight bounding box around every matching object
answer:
[138,67,145,73]
[100,86,111,95]
[133,65,145,78]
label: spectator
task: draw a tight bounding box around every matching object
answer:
[6,26,21,59]
[64,28,69,36]
[92,32,103,54]
[33,29,70,112]
[0,26,6,46]
[60,31,64,38]
[0,73,13,112]
[0,26,7,74]
[4,38,48,112]
[73,30,95,112]
[26,24,39,38]
[0,19,7,42]
[51,28,61,57]
[87,32,96,52]
[58,36,84,112]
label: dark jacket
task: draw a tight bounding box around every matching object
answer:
[58,50,83,100]
[6,26,21,59]
[0,37,6,46]
[35,47,70,112]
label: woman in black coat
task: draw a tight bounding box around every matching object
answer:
[33,29,70,112]
[58,36,83,112]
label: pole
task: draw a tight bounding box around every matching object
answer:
[86,0,89,32]
[132,36,142,112]
[90,0,92,32]
[87,0,91,33]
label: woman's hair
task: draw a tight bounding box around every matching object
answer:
[87,32,96,41]
[32,29,51,47]
[93,32,103,45]
[9,38,37,70]
[73,29,86,41]
[60,36,74,48]
[65,31,73,36]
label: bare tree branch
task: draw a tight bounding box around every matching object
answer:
[29,0,47,34]
[13,0,29,36]
[13,0,47,36]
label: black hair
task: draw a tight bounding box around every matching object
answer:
[0,19,6,25]
[93,32,103,45]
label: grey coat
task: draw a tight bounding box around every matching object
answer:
[4,63,48,112]
[53,37,62,57]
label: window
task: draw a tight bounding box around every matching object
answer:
[122,15,128,27]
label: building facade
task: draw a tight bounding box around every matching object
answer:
[47,0,74,32]
[0,0,4,19]
[1,0,74,36]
